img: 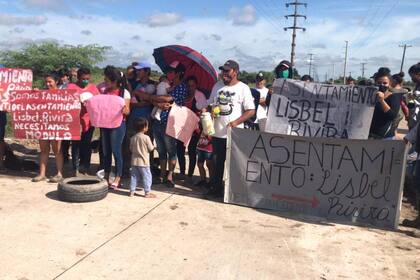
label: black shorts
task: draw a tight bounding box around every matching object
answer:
[0,112,6,141]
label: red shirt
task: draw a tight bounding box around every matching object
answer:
[197,135,213,153]
[68,83,100,132]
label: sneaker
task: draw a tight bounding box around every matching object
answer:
[48,175,63,183]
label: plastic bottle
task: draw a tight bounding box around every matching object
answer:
[200,112,215,136]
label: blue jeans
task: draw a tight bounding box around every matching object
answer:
[101,122,126,177]
[130,166,152,193]
[71,126,94,171]
[153,122,177,161]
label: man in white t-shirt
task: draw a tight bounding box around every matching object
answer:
[254,72,269,123]
[207,60,255,197]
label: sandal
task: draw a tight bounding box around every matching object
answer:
[48,175,63,183]
[31,175,47,182]
[165,180,175,188]
[109,182,120,190]
[145,193,157,198]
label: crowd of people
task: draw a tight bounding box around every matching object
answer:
[1,58,420,218]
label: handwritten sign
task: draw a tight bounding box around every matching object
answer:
[225,128,406,229]
[265,79,377,139]
[10,89,81,140]
[0,68,33,111]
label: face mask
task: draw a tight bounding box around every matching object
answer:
[282,70,289,78]
[81,79,89,87]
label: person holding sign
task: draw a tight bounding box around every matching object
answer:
[101,66,131,189]
[32,73,64,183]
[206,60,255,197]
[68,68,99,176]
[368,67,401,140]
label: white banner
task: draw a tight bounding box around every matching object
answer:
[265,79,377,139]
[225,128,406,229]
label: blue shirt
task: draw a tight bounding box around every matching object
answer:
[131,81,155,119]
[159,83,187,124]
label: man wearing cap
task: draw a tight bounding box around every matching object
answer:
[255,72,269,123]
[207,60,255,197]
[131,62,156,128]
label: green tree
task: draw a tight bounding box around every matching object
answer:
[0,42,109,82]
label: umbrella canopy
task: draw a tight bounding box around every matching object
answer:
[153,45,218,97]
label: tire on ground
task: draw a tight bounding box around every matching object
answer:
[58,177,108,203]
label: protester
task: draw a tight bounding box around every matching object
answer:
[151,61,187,187]
[151,75,170,121]
[207,60,255,197]
[406,65,420,130]
[130,62,156,133]
[31,73,64,183]
[69,67,99,176]
[403,62,420,228]
[346,77,356,86]
[255,72,269,122]
[101,66,131,189]
[368,67,401,140]
[176,75,208,181]
[244,88,260,130]
[390,72,409,133]
[126,64,137,93]
[129,118,156,198]
[195,132,213,187]
[301,75,314,82]
[58,68,71,163]
[70,67,78,83]
[58,68,71,89]
[274,60,292,79]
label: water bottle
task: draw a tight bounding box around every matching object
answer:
[200,112,215,136]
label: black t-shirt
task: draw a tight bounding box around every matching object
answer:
[369,92,402,138]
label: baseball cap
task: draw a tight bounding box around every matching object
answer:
[256,72,265,81]
[133,61,152,70]
[219,60,240,72]
[278,60,291,69]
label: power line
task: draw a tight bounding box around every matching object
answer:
[284,0,307,73]
[249,0,285,34]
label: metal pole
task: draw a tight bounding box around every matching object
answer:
[343,40,348,84]
[308,53,314,76]
[399,44,412,73]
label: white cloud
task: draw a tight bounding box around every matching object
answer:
[229,4,257,26]
[81,30,92,36]
[175,31,186,40]
[0,12,418,78]
[22,0,67,11]
[0,13,47,25]
[145,12,183,28]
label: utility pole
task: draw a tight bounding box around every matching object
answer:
[361,62,367,78]
[332,63,335,84]
[399,44,412,73]
[285,0,307,77]
[343,40,349,84]
[308,53,314,76]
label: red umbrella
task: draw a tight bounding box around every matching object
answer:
[153,45,218,97]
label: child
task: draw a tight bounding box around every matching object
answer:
[195,132,213,187]
[129,118,156,198]
[151,75,171,121]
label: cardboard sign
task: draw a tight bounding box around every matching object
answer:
[10,89,81,140]
[265,79,377,139]
[225,128,406,229]
[0,68,33,111]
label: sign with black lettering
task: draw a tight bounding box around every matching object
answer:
[265,79,377,139]
[225,128,406,229]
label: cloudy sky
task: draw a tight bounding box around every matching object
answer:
[0,0,419,80]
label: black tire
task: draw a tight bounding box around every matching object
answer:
[58,177,108,203]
